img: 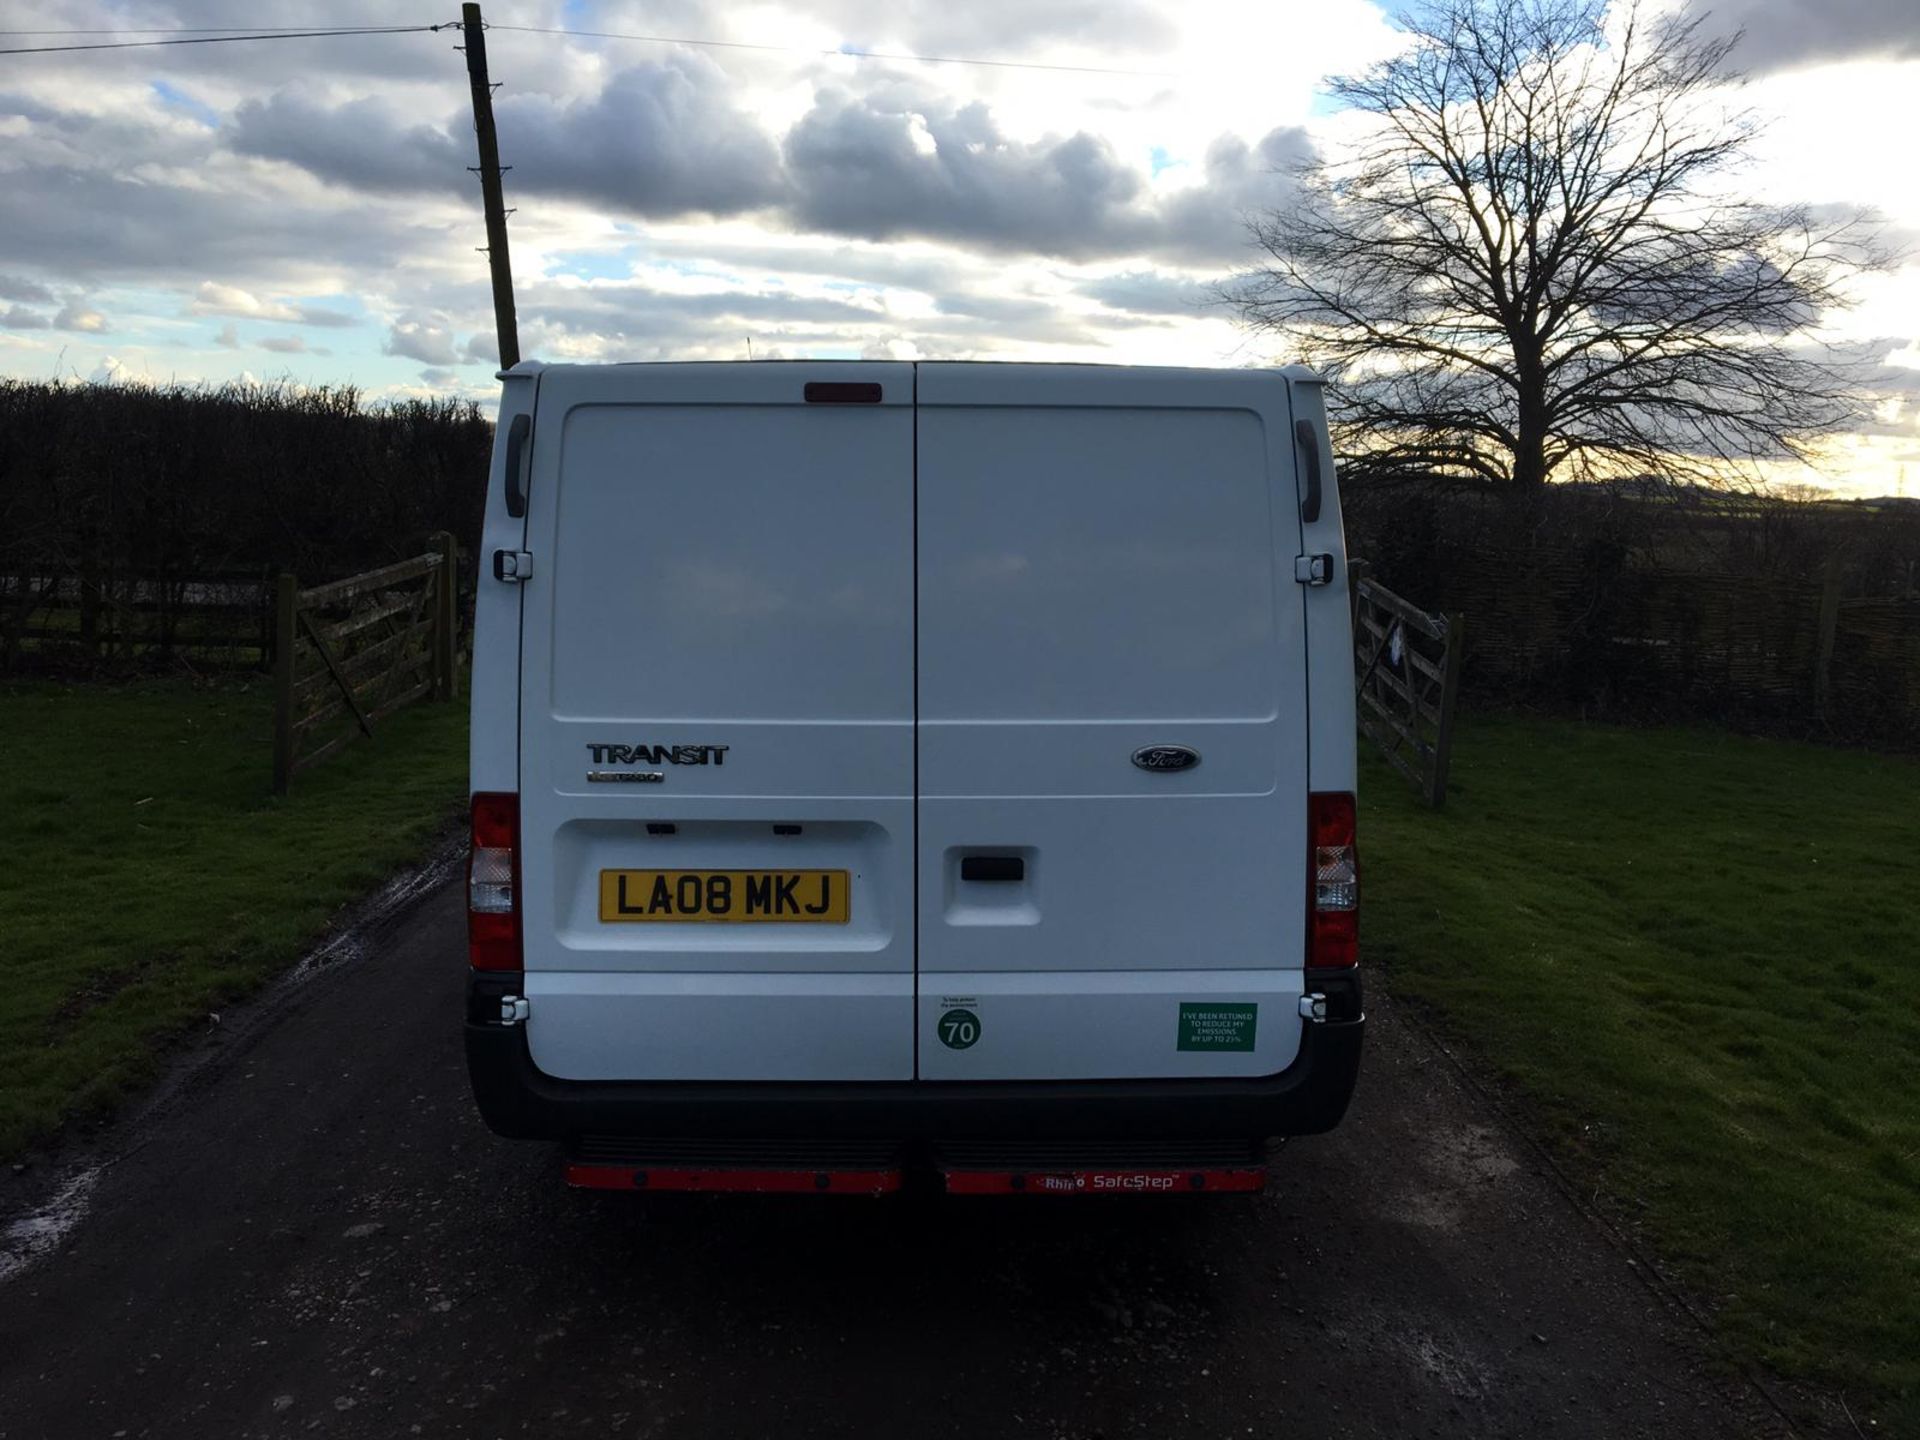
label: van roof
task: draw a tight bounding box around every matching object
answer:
[498,358,1324,386]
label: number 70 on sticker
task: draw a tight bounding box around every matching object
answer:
[938,1007,980,1050]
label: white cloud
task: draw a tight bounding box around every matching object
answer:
[384,318,462,366]
[192,281,296,321]
[54,301,106,332]
[190,281,357,328]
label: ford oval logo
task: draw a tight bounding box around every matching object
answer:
[1132,744,1200,773]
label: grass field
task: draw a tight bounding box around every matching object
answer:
[1362,716,1920,1426]
[0,679,468,1159]
[7,678,1914,1421]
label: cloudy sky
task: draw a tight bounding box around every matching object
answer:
[2,0,1918,493]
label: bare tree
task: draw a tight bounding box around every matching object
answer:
[1227,0,1891,492]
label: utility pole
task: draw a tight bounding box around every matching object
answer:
[461,3,519,369]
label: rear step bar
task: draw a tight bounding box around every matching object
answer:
[935,1138,1268,1196]
[565,1137,904,1195]
[566,1163,902,1195]
[939,1167,1265,1195]
[562,1138,1270,1196]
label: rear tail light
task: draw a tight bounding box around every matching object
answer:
[1308,791,1358,968]
[468,791,521,971]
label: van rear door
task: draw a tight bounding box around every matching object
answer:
[514,363,916,1082]
[915,365,1310,1081]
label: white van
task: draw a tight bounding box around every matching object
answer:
[464,361,1363,1196]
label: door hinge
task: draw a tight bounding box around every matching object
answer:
[1294,553,1334,586]
[499,995,530,1025]
[1298,992,1328,1023]
[493,550,534,583]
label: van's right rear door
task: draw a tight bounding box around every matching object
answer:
[914,364,1311,1082]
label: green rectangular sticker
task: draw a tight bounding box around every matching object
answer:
[1178,1002,1257,1052]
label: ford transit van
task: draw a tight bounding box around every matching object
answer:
[464,361,1363,1195]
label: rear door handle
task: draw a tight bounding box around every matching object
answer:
[504,412,531,518]
[960,856,1025,883]
[1295,418,1323,523]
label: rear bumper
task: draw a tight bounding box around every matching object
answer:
[464,982,1364,1144]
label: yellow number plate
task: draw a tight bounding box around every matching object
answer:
[598,869,850,924]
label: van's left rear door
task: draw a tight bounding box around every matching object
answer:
[515,363,916,1082]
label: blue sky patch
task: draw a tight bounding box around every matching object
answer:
[151,80,221,129]
[547,249,636,281]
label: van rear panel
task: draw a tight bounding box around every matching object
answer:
[475,361,1358,1129]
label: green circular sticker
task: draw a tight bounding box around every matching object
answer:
[938,1008,981,1050]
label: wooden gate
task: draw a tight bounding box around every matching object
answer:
[272,534,458,793]
[1351,569,1465,809]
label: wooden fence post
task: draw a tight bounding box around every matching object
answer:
[258,565,275,672]
[1429,613,1466,808]
[272,572,297,795]
[433,531,457,701]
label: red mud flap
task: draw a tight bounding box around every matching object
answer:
[566,1163,901,1195]
[935,1140,1270,1196]
[564,1138,903,1195]
[941,1167,1265,1196]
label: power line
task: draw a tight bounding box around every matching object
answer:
[0,25,451,57]
[489,23,1178,78]
[0,26,431,35]
[0,18,1173,76]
